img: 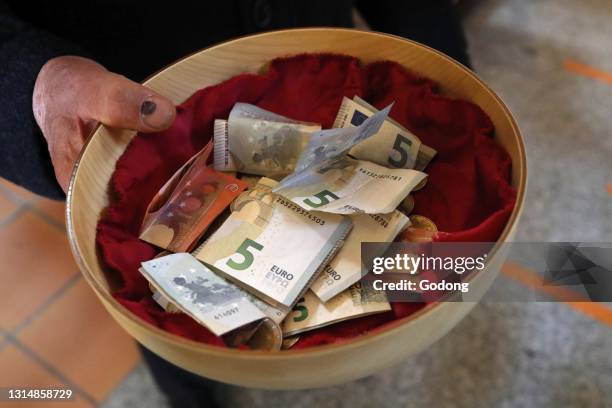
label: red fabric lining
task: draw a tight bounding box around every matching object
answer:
[95,54,516,349]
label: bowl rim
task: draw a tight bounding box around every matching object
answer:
[66,27,527,359]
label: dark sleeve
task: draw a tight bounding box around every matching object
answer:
[355,0,471,68]
[0,1,86,199]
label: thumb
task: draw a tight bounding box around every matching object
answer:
[83,71,176,132]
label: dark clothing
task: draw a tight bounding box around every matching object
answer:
[0,0,468,200]
[140,345,221,408]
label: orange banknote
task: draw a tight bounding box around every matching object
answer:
[140,143,247,252]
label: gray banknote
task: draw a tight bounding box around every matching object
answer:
[140,253,265,336]
[146,269,287,325]
[273,156,426,214]
[294,103,392,172]
[214,103,321,177]
[333,96,437,171]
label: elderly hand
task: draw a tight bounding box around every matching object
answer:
[33,56,176,192]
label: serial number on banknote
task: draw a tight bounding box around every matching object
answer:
[214,307,239,320]
[357,168,404,181]
[368,214,390,228]
[274,196,327,225]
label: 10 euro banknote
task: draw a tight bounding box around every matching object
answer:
[140,143,247,252]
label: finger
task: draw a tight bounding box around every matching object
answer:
[82,71,176,132]
[48,121,87,193]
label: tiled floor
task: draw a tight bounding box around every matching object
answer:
[0,178,140,408]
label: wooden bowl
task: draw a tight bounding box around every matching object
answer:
[67,28,526,389]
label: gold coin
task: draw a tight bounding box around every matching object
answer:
[164,302,181,314]
[409,214,438,232]
[401,227,435,243]
[246,318,282,351]
[400,194,415,214]
[281,335,301,350]
[258,61,271,74]
[412,177,428,192]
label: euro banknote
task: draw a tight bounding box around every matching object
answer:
[230,175,276,213]
[214,103,321,177]
[333,96,437,171]
[149,282,181,313]
[140,143,247,252]
[151,281,287,324]
[145,251,288,324]
[272,156,426,214]
[140,253,265,336]
[281,284,391,337]
[202,177,292,323]
[237,173,262,190]
[310,210,410,302]
[294,103,391,172]
[247,295,288,325]
[148,280,284,348]
[212,119,237,172]
[414,143,437,172]
[194,177,353,311]
[152,290,177,312]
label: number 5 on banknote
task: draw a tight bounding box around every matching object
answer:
[292,297,308,322]
[227,239,264,270]
[388,134,413,168]
[195,177,352,310]
[303,190,339,208]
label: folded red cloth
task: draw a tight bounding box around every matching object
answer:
[96,54,516,349]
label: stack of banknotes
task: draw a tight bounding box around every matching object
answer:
[138,96,438,350]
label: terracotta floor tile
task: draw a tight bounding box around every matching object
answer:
[0,343,93,408]
[0,178,39,202]
[0,192,18,221]
[18,279,140,403]
[0,213,78,329]
[33,198,66,227]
